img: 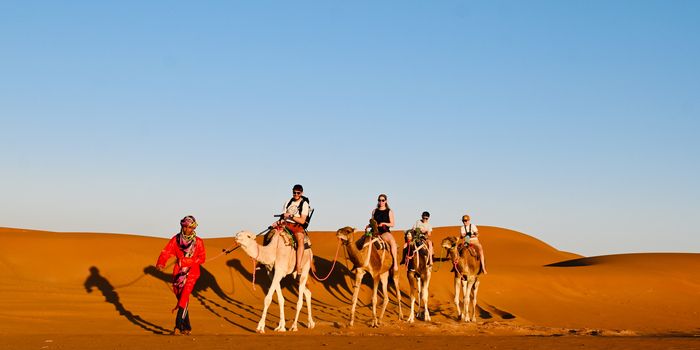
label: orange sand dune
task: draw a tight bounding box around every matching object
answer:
[1,225,699,349]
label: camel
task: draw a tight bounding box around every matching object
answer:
[336,226,402,327]
[441,236,483,322]
[403,229,431,323]
[234,228,315,333]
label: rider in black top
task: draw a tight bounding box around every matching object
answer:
[366,193,398,271]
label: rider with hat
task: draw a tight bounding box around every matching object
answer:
[460,214,487,274]
[278,184,310,275]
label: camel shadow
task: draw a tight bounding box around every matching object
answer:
[143,265,258,332]
[83,266,170,334]
[309,255,355,303]
[226,258,275,295]
[226,257,347,323]
[231,252,394,307]
[143,265,234,300]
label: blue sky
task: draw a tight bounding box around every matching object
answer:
[1,1,698,256]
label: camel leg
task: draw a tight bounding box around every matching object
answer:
[257,271,284,333]
[304,285,315,329]
[454,276,461,320]
[461,280,469,322]
[370,277,380,328]
[470,279,480,322]
[422,271,431,322]
[303,252,315,329]
[393,272,403,320]
[378,271,390,325]
[349,269,365,327]
[273,275,287,332]
[291,256,314,331]
[464,278,475,323]
[407,276,416,323]
[290,269,307,331]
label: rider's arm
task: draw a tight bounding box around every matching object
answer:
[366,209,375,229]
[293,201,309,225]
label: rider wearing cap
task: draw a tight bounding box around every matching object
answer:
[279,184,310,275]
[411,211,434,266]
[460,214,487,274]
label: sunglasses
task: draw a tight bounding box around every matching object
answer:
[293,191,302,195]
[378,199,386,202]
[462,219,469,222]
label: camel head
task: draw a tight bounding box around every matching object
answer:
[441,236,458,250]
[234,231,257,249]
[336,226,355,243]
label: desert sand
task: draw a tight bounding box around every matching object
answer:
[1,225,698,349]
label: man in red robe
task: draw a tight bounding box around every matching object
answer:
[156,215,206,335]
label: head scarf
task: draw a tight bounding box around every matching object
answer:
[179,215,197,243]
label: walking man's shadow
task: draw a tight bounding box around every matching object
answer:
[143,265,258,332]
[84,266,170,334]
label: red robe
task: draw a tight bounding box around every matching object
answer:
[156,235,206,309]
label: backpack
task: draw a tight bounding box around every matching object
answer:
[285,196,314,230]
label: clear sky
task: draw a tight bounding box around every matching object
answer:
[2,1,698,256]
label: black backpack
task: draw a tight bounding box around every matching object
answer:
[285,196,314,230]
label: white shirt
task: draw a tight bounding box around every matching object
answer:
[283,198,310,223]
[460,223,478,238]
[412,220,432,234]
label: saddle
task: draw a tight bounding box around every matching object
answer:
[406,241,429,271]
[263,225,312,250]
[456,241,477,257]
[358,234,388,251]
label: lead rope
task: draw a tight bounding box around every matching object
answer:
[311,238,342,281]
[431,245,446,272]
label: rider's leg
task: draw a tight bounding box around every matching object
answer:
[382,232,398,271]
[427,240,434,265]
[294,231,304,274]
[470,239,487,274]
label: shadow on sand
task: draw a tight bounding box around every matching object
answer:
[83,266,170,335]
[144,265,258,333]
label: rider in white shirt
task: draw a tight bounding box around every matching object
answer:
[459,214,487,274]
[411,211,434,266]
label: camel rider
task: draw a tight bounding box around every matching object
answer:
[366,193,399,272]
[460,214,487,274]
[278,184,310,275]
[412,211,434,266]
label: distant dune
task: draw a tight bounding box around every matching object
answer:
[2,225,699,344]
